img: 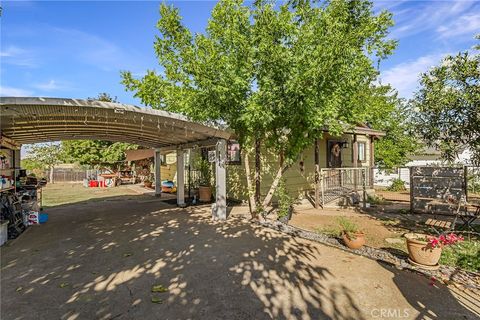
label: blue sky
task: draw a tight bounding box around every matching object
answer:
[1,0,479,105]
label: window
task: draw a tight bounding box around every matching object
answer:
[358,142,366,161]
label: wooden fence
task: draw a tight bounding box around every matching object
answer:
[410,166,466,213]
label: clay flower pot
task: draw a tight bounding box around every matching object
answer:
[405,233,442,267]
[144,181,153,189]
[342,232,366,249]
[198,186,212,202]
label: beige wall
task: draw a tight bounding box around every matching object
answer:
[226,133,374,201]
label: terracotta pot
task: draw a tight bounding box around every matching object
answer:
[342,232,366,249]
[198,186,212,202]
[405,233,442,266]
[144,181,152,189]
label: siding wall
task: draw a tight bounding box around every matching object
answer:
[227,133,374,201]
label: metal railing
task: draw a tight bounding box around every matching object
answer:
[318,167,370,207]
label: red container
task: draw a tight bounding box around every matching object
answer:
[90,180,99,187]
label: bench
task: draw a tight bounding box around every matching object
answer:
[425,218,452,230]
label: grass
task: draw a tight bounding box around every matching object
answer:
[440,240,480,272]
[42,183,142,208]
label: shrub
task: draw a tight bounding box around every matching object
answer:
[275,178,293,219]
[337,217,361,239]
[387,178,406,192]
[440,240,480,272]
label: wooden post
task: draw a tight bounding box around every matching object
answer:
[314,139,320,209]
[352,134,358,191]
[154,149,161,197]
[215,139,227,220]
[370,136,375,188]
[320,169,325,207]
[463,165,468,202]
[177,150,185,207]
[410,167,414,213]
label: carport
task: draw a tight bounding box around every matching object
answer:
[0,97,231,219]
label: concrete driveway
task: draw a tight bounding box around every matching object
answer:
[1,196,479,320]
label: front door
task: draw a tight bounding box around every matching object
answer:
[327,140,342,168]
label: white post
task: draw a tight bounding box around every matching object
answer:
[177,150,185,207]
[154,149,161,197]
[215,139,227,220]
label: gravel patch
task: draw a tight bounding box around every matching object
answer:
[256,219,480,294]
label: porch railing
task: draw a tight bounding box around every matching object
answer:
[316,167,371,207]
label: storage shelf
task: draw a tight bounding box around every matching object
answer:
[0,186,15,192]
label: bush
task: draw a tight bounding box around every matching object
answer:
[387,178,406,192]
[275,178,293,219]
[440,240,480,272]
[337,217,361,239]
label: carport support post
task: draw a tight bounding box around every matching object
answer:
[154,149,162,197]
[177,150,185,207]
[215,139,227,220]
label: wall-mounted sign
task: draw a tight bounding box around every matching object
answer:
[227,141,241,165]
[208,150,216,163]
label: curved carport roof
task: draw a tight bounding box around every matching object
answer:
[0,97,231,148]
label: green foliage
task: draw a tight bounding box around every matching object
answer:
[122,0,396,162]
[367,194,387,205]
[337,217,361,239]
[194,156,212,187]
[275,178,293,219]
[412,36,480,164]
[440,240,480,272]
[21,158,44,171]
[386,178,406,192]
[61,140,137,168]
[24,143,63,169]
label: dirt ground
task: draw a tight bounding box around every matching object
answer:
[1,188,479,319]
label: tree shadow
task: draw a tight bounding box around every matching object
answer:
[376,261,480,319]
[1,194,367,320]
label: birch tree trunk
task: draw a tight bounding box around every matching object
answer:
[262,153,289,208]
[254,138,261,208]
[243,150,257,218]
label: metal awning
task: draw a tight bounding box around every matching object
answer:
[0,97,231,147]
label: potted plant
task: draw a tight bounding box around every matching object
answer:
[276,179,294,224]
[338,217,365,249]
[405,232,463,268]
[196,157,212,202]
[144,179,152,189]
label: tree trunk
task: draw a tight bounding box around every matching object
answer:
[243,150,257,218]
[254,138,261,208]
[49,166,54,184]
[262,153,290,208]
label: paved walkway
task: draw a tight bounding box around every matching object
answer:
[1,196,479,320]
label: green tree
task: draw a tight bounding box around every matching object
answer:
[61,93,139,168]
[24,143,63,183]
[361,85,419,168]
[412,36,479,164]
[122,0,396,216]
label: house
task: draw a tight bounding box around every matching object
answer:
[124,149,177,182]
[224,125,385,207]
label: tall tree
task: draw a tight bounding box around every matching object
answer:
[122,0,396,216]
[24,143,63,183]
[61,93,139,168]
[412,36,480,164]
[360,85,419,168]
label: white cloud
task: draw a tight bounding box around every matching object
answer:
[437,13,480,39]
[380,53,447,98]
[0,45,37,67]
[0,85,33,97]
[33,80,68,91]
[383,0,478,39]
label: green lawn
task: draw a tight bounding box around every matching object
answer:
[41,183,143,208]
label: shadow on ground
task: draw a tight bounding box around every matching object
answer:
[1,195,478,319]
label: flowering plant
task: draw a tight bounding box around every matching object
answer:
[427,233,464,248]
